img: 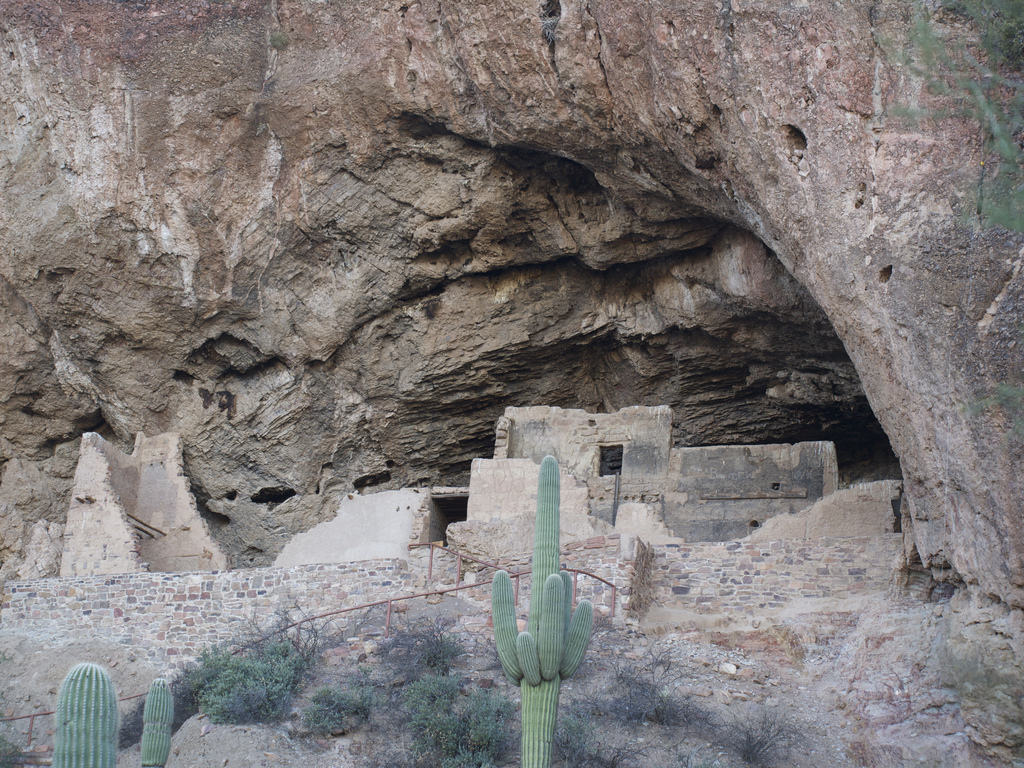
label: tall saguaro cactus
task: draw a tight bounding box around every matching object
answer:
[492,455,594,768]
[53,663,118,768]
[141,677,174,767]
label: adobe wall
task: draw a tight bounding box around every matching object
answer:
[130,433,228,573]
[455,458,600,562]
[60,433,146,577]
[663,441,840,541]
[475,405,842,546]
[274,489,425,567]
[494,405,673,482]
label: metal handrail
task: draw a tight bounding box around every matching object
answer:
[406,541,618,608]
[270,543,618,645]
[2,692,145,752]
[1,543,619,750]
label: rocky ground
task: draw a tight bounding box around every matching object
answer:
[0,588,997,768]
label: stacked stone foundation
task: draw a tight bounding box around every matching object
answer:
[650,534,902,620]
[1,534,900,666]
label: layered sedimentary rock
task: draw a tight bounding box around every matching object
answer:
[0,0,1022,756]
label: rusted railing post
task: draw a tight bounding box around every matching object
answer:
[456,553,462,586]
[573,570,579,602]
[611,585,617,618]
[385,600,393,638]
[27,714,34,747]
[428,544,435,582]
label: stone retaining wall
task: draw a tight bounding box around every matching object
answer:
[2,560,413,665]
[405,535,628,616]
[651,534,902,620]
[0,538,628,665]
[0,534,902,666]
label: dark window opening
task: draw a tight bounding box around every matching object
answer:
[250,486,297,505]
[770,482,781,491]
[599,445,624,476]
[749,519,760,528]
[353,470,392,491]
[891,497,903,533]
[429,493,469,546]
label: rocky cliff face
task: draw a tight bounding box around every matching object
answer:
[0,0,1021,758]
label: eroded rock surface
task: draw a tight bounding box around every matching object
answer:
[0,0,1022,757]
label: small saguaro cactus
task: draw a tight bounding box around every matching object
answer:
[491,455,594,768]
[53,662,118,768]
[141,677,174,768]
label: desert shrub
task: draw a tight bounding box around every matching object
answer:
[122,607,333,744]
[187,640,312,724]
[554,707,598,768]
[164,607,334,727]
[380,616,466,681]
[303,669,377,735]
[404,675,515,768]
[550,702,650,768]
[674,745,716,768]
[720,708,802,767]
[169,664,205,732]
[269,31,289,50]
[599,647,712,730]
[238,606,338,669]
[0,736,20,768]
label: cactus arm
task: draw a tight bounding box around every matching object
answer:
[559,599,594,679]
[53,662,118,768]
[560,570,573,642]
[491,570,524,684]
[527,456,561,636]
[141,677,174,767]
[516,631,542,687]
[537,574,566,681]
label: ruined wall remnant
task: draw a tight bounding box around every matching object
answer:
[648,535,903,630]
[663,441,839,541]
[274,489,424,567]
[453,458,602,563]
[61,433,227,577]
[745,480,902,541]
[61,434,145,577]
[495,405,673,480]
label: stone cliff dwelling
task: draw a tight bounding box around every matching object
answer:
[57,405,899,577]
[1,3,1019,762]
[60,433,227,577]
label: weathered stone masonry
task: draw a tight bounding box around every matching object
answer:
[2,560,412,665]
[1,534,899,665]
[651,534,902,621]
